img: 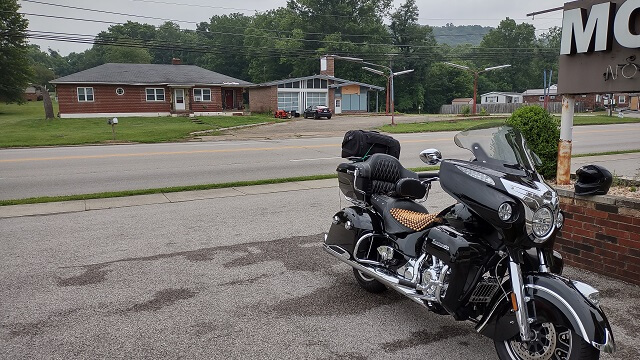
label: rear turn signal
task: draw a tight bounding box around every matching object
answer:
[510,292,518,311]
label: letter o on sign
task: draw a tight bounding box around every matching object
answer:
[615,0,640,48]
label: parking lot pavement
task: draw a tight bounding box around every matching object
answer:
[1,185,638,359]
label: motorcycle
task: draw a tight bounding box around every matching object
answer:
[324,125,615,359]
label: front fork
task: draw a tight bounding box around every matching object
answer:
[510,248,550,341]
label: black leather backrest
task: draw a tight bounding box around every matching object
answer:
[361,154,418,195]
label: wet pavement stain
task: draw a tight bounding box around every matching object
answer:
[57,266,110,287]
[267,271,405,317]
[382,325,472,352]
[127,288,196,312]
[3,308,80,339]
[56,234,328,287]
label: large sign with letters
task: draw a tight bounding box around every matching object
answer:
[558,0,640,94]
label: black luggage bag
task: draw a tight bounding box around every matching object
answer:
[341,130,401,159]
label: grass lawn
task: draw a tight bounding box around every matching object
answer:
[0,101,280,147]
[380,114,640,133]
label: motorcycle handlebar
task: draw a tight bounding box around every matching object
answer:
[417,172,439,180]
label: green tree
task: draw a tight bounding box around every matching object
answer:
[506,105,560,178]
[0,0,32,103]
[103,45,152,63]
[424,62,473,113]
[389,0,438,112]
[196,13,252,79]
[478,18,537,93]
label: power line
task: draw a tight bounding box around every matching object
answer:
[21,0,554,41]
[22,12,559,52]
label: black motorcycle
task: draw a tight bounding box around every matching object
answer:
[324,125,615,359]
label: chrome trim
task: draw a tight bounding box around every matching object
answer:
[510,259,533,341]
[323,243,429,308]
[500,178,560,243]
[592,328,616,353]
[538,249,550,273]
[525,284,589,341]
[572,280,601,307]
[352,232,395,266]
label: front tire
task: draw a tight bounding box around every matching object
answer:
[352,268,387,293]
[495,324,599,360]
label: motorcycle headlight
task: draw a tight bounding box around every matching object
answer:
[532,207,554,238]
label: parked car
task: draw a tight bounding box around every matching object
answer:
[304,105,332,119]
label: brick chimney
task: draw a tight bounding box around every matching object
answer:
[171,58,182,65]
[320,56,334,77]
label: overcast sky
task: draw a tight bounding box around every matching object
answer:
[20,0,567,56]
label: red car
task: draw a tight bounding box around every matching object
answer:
[303,105,332,119]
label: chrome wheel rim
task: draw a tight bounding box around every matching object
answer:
[505,323,572,360]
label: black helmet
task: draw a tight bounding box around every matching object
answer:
[574,164,613,196]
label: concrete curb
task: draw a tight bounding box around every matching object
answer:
[0,179,337,219]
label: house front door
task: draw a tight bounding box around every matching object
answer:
[224,90,234,110]
[174,89,185,111]
[335,98,342,114]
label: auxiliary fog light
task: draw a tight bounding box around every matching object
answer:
[556,212,564,229]
[532,207,554,238]
[498,202,513,221]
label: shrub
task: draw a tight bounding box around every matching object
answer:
[479,107,488,116]
[506,105,560,179]
[460,105,471,115]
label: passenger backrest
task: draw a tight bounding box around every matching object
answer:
[364,154,418,195]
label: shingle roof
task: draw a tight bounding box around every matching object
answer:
[252,74,384,91]
[51,63,253,87]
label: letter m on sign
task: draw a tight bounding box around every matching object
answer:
[560,2,615,55]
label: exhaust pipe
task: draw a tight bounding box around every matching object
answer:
[323,243,432,307]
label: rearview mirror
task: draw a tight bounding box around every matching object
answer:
[420,149,442,165]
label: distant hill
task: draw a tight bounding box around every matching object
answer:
[432,24,493,46]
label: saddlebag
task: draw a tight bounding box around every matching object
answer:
[341,130,401,159]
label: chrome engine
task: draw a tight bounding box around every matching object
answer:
[416,255,450,302]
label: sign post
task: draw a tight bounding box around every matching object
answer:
[556,0,640,184]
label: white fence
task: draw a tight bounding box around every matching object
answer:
[440,102,586,114]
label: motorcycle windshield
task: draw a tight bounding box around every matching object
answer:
[454,125,537,175]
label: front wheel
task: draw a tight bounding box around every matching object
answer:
[352,268,386,293]
[495,323,599,360]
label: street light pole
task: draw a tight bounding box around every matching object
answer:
[331,55,413,126]
[444,62,511,115]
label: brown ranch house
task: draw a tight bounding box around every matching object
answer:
[51,61,252,118]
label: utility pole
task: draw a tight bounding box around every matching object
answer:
[331,55,413,126]
[444,62,511,115]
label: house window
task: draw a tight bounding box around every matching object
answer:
[538,96,545,102]
[77,87,94,102]
[193,88,211,102]
[146,88,165,101]
[278,82,300,89]
[619,95,626,103]
[485,96,498,103]
[306,79,328,89]
[550,95,556,100]
[115,88,125,96]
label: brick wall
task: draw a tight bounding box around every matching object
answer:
[248,86,277,113]
[57,84,171,115]
[556,188,640,285]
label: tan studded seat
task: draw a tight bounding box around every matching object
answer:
[390,208,440,231]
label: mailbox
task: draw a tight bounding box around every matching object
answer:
[108,117,119,125]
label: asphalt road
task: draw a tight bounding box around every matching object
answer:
[1,122,640,200]
[1,184,638,359]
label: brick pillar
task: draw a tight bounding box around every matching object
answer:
[320,56,334,77]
